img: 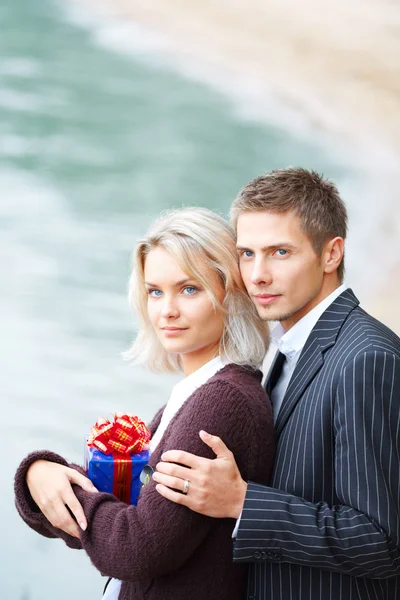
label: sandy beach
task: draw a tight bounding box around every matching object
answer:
[78,0,400,155]
[71,0,400,332]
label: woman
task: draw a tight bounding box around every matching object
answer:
[14,207,275,600]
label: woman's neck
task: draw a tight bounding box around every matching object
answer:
[181,346,220,376]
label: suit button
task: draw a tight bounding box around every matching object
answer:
[266,551,281,561]
[253,551,262,560]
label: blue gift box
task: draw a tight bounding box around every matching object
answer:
[85,446,150,505]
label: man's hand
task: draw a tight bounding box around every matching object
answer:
[153,430,247,519]
[26,460,98,538]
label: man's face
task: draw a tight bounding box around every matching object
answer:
[237,211,328,330]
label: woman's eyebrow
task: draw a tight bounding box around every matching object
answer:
[144,278,195,287]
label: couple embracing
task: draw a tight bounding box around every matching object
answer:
[15,168,400,600]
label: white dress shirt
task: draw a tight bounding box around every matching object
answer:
[103,356,225,599]
[263,284,347,421]
[232,284,347,537]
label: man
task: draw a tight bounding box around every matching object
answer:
[152,168,400,599]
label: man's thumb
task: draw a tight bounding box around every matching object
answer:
[199,430,230,458]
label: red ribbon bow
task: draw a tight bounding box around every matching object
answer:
[88,413,151,455]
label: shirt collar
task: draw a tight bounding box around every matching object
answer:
[271,284,347,359]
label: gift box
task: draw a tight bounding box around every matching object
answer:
[85,413,151,505]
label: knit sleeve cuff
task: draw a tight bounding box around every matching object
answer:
[14,450,70,522]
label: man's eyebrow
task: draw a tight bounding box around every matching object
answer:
[236,243,297,252]
[144,278,195,287]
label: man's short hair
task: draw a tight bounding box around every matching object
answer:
[230,167,348,282]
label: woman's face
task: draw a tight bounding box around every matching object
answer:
[144,246,225,375]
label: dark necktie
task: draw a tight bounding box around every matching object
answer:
[266,351,286,396]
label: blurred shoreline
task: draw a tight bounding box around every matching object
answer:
[74,0,400,158]
[68,0,400,333]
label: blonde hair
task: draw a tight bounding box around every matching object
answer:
[125,207,269,373]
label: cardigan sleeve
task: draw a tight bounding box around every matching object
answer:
[14,450,83,550]
[13,407,166,550]
[15,378,272,581]
[74,380,268,580]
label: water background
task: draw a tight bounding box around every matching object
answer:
[0,1,393,598]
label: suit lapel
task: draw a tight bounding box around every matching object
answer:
[274,289,359,436]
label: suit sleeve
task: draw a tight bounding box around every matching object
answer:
[15,383,263,581]
[234,350,400,578]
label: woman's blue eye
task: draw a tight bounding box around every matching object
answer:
[243,251,254,258]
[276,249,287,256]
[148,289,163,297]
[183,286,197,295]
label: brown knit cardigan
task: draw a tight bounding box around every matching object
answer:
[14,364,275,600]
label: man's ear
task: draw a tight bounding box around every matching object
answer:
[323,237,344,274]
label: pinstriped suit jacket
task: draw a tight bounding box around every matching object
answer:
[233,289,400,600]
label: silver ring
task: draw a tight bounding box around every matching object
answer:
[182,480,189,495]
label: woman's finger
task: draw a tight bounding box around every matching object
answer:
[67,468,98,493]
[63,487,88,531]
[44,498,81,538]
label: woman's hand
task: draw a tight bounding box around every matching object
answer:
[26,460,98,538]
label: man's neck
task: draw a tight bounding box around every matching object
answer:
[281,279,342,331]
[280,284,347,338]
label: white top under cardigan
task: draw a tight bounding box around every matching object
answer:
[103,356,225,599]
